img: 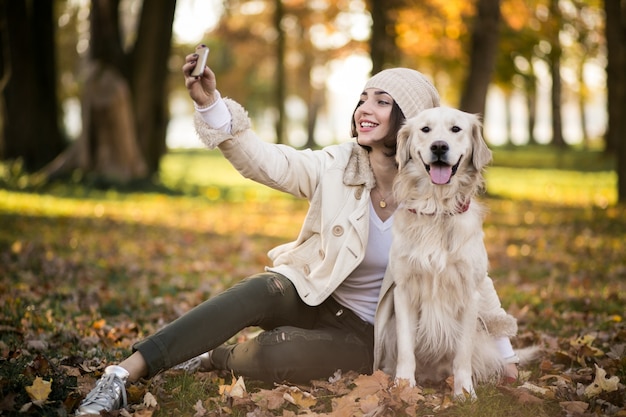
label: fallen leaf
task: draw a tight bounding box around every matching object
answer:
[359,393,380,414]
[252,388,286,410]
[24,376,52,404]
[352,370,391,398]
[282,386,316,409]
[219,375,246,399]
[559,401,589,414]
[143,391,158,408]
[499,385,544,405]
[193,399,207,417]
[332,395,360,417]
[585,364,620,397]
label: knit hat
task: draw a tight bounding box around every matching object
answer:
[363,68,440,119]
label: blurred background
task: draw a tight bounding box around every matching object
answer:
[0,0,624,201]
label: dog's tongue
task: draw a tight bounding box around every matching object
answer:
[430,164,452,184]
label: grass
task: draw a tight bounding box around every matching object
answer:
[0,145,624,416]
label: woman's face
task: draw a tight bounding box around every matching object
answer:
[354,88,394,149]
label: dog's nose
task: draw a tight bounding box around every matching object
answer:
[430,140,449,157]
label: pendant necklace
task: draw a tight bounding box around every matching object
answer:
[375,188,393,208]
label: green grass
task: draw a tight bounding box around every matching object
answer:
[159,147,618,207]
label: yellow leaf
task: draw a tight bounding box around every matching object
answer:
[282,387,316,410]
[219,375,246,399]
[25,377,52,403]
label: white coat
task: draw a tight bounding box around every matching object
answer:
[194,98,518,371]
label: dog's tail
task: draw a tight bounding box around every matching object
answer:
[515,345,543,366]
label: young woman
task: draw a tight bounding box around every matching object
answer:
[76,51,519,415]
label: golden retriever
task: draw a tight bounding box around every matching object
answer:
[388,106,507,399]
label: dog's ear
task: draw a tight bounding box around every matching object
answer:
[470,115,492,171]
[396,122,412,170]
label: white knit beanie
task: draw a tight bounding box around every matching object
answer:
[363,68,440,119]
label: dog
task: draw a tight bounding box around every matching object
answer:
[386,106,515,399]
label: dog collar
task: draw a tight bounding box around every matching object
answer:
[407,200,470,215]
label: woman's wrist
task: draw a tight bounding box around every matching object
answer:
[194,90,221,111]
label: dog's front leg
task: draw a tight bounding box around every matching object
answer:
[452,290,479,400]
[394,284,417,387]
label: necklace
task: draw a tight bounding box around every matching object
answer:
[374,188,393,208]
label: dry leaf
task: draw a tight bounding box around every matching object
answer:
[143,391,158,408]
[332,395,360,417]
[519,382,550,397]
[359,393,380,414]
[282,386,316,409]
[252,388,286,410]
[193,399,207,417]
[219,375,246,399]
[560,401,589,413]
[352,370,391,398]
[24,376,52,404]
[585,364,620,397]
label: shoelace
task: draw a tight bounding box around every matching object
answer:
[82,373,128,409]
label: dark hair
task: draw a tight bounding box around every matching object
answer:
[351,101,406,157]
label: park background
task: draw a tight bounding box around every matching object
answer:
[0,0,625,416]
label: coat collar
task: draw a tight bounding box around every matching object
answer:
[343,143,377,189]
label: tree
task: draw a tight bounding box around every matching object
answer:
[367,0,401,73]
[604,0,626,203]
[0,0,65,171]
[547,0,565,147]
[459,0,502,116]
[44,0,176,183]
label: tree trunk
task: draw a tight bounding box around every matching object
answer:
[367,0,400,74]
[526,74,537,145]
[43,0,176,183]
[0,0,64,171]
[548,0,565,148]
[274,0,286,144]
[604,0,626,203]
[459,0,501,116]
[130,0,176,174]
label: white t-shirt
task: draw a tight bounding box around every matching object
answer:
[332,201,393,324]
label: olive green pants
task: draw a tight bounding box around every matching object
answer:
[133,272,374,383]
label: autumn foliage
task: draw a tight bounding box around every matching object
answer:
[1,150,625,416]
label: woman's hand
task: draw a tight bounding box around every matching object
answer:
[502,363,519,384]
[183,46,218,107]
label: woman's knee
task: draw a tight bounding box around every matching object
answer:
[237,272,295,299]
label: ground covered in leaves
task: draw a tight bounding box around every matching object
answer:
[1,162,625,416]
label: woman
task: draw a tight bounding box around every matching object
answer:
[76,50,519,415]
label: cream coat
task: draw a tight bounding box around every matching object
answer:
[194,98,518,371]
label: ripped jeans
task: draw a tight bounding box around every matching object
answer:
[133,272,374,383]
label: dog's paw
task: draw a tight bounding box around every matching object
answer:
[394,376,417,388]
[453,388,478,402]
[453,375,476,401]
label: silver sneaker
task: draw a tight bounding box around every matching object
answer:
[75,366,128,415]
[172,351,213,373]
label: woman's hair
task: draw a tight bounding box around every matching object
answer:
[351,100,406,157]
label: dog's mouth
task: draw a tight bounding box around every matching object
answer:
[421,156,463,185]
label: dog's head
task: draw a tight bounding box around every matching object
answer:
[396,106,492,185]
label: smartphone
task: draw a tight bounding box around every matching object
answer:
[191,46,209,77]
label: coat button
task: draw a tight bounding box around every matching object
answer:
[355,187,364,200]
[303,264,311,275]
[332,225,344,236]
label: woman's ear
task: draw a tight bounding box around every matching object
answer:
[396,122,412,170]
